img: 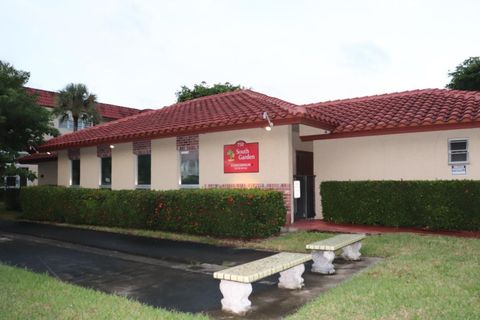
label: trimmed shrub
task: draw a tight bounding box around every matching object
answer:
[5,189,21,211]
[20,186,286,238]
[321,180,480,231]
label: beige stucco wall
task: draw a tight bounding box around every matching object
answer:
[199,126,293,185]
[55,127,295,190]
[57,150,70,186]
[80,147,100,188]
[38,161,57,185]
[111,143,135,190]
[313,128,480,218]
[151,137,179,190]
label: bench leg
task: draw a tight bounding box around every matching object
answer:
[278,263,305,289]
[341,241,362,261]
[311,250,335,274]
[219,280,252,315]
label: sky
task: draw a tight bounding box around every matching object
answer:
[1,0,479,110]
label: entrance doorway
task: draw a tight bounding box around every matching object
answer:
[294,151,315,220]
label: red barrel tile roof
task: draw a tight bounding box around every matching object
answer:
[26,87,141,120]
[303,89,480,139]
[18,152,57,164]
[39,89,337,151]
[38,88,480,151]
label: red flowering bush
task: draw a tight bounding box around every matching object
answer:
[20,186,285,238]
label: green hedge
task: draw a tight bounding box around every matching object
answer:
[321,180,480,231]
[20,186,286,238]
[5,189,21,211]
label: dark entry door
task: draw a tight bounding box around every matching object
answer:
[294,151,315,220]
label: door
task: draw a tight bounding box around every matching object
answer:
[294,151,315,220]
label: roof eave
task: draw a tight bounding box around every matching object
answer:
[39,116,336,152]
[17,155,58,164]
[301,121,480,141]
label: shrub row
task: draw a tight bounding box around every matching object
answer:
[321,180,480,231]
[5,189,21,211]
[20,186,286,238]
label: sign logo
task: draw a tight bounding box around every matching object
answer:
[224,140,259,173]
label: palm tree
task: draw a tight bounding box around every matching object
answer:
[54,83,100,132]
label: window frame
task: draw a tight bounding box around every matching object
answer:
[135,154,151,189]
[59,116,92,130]
[448,138,469,165]
[179,149,199,188]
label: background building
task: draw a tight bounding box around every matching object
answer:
[16,87,141,186]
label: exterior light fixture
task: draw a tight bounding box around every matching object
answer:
[262,111,273,131]
[109,144,115,149]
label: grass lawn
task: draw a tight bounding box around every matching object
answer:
[0,263,207,320]
[1,205,479,319]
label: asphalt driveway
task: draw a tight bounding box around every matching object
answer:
[0,220,380,318]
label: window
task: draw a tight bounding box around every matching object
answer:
[59,118,91,130]
[180,150,199,186]
[71,159,80,186]
[5,176,17,188]
[59,118,71,129]
[100,157,112,187]
[449,139,468,164]
[137,154,151,187]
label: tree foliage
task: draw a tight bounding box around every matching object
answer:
[54,83,100,131]
[175,81,243,102]
[446,57,480,91]
[0,61,59,181]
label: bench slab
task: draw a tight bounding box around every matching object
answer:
[306,233,366,251]
[213,252,311,283]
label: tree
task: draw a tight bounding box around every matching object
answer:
[175,81,243,102]
[446,57,480,91]
[0,61,59,181]
[54,83,100,131]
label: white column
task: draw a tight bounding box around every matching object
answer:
[341,242,362,260]
[219,280,253,315]
[311,250,335,274]
[278,264,305,289]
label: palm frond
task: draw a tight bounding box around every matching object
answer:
[54,83,100,130]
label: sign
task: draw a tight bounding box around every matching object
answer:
[293,180,301,199]
[451,165,466,175]
[224,140,259,173]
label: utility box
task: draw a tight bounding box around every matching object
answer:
[293,175,315,220]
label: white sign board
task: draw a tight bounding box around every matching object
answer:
[451,165,466,175]
[293,180,301,199]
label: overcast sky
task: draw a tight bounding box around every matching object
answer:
[1,0,479,109]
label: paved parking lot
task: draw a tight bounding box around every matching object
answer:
[0,221,380,318]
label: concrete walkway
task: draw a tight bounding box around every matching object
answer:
[288,219,480,238]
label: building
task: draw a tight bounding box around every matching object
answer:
[35,88,480,224]
[17,87,141,186]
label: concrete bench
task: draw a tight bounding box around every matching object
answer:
[306,233,366,274]
[213,252,311,315]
